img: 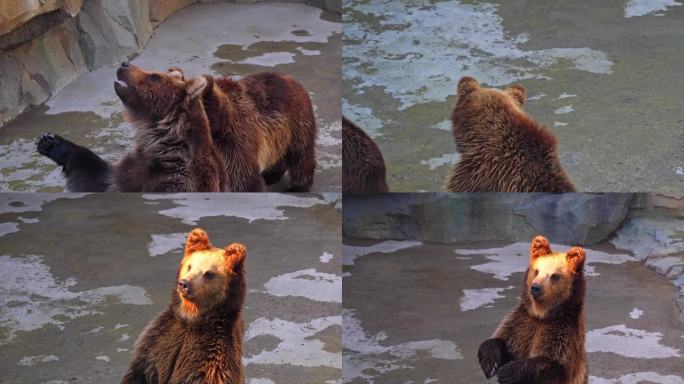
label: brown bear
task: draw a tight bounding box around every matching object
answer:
[342,116,389,193]
[37,66,227,192]
[37,62,317,192]
[478,236,587,384]
[121,228,246,384]
[445,77,576,192]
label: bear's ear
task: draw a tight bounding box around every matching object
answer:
[530,235,551,260]
[186,76,208,100]
[457,76,480,99]
[167,67,185,80]
[505,84,526,106]
[224,243,247,272]
[185,228,211,256]
[565,247,586,273]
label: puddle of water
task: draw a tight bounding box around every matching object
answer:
[147,233,186,257]
[263,268,342,303]
[459,286,514,311]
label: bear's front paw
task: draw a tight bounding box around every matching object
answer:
[36,133,70,165]
[478,338,508,379]
[496,361,526,384]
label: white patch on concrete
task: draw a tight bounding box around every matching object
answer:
[118,333,130,342]
[630,308,644,319]
[95,355,110,362]
[590,372,684,384]
[240,52,296,66]
[84,326,104,334]
[554,121,568,127]
[0,194,87,214]
[113,323,128,330]
[457,242,634,280]
[0,222,19,237]
[263,269,341,303]
[459,286,514,311]
[343,241,423,266]
[554,105,575,114]
[148,233,186,257]
[318,120,342,147]
[144,194,327,224]
[249,379,276,384]
[675,166,684,175]
[558,92,578,100]
[344,1,613,109]
[527,93,546,101]
[432,120,452,131]
[17,355,59,366]
[245,316,341,368]
[0,255,151,344]
[421,153,459,170]
[342,100,385,138]
[17,216,39,224]
[586,324,681,358]
[624,0,682,17]
[343,309,461,382]
[320,252,334,263]
[117,348,128,353]
[297,47,321,56]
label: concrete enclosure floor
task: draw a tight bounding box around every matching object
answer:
[0,2,342,193]
[343,0,684,193]
[0,193,341,383]
[342,239,684,384]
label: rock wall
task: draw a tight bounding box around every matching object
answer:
[0,0,339,127]
[342,193,634,245]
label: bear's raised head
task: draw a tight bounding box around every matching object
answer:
[114,63,207,123]
[525,236,585,319]
[175,228,246,321]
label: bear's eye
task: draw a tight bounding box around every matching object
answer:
[551,273,560,281]
[187,264,191,271]
[534,269,539,276]
[204,271,215,280]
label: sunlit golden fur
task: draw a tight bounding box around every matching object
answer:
[122,228,246,383]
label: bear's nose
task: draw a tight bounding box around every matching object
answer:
[121,61,130,68]
[530,283,543,297]
[178,279,191,294]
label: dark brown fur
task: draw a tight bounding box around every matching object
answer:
[197,70,317,192]
[478,236,587,384]
[342,116,389,193]
[121,229,246,384]
[446,77,575,192]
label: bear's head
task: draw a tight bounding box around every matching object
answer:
[454,76,526,113]
[524,236,585,319]
[175,228,246,321]
[114,63,207,123]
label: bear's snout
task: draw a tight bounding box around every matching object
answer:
[178,279,192,295]
[530,283,543,298]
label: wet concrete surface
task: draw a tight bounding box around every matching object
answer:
[342,239,684,384]
[0,193,341,383]
[0,2,341,192]
[342,0,684,192]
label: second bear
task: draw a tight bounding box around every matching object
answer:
[446,77,575,192]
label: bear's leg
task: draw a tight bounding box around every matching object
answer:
[261,159,287,185]
[284,138,316,192]
[496,357,565,384]
[36,133,113,192]
[478,338,512,379]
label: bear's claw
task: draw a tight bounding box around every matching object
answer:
[478,338,508,379]
[36,133,70,165]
